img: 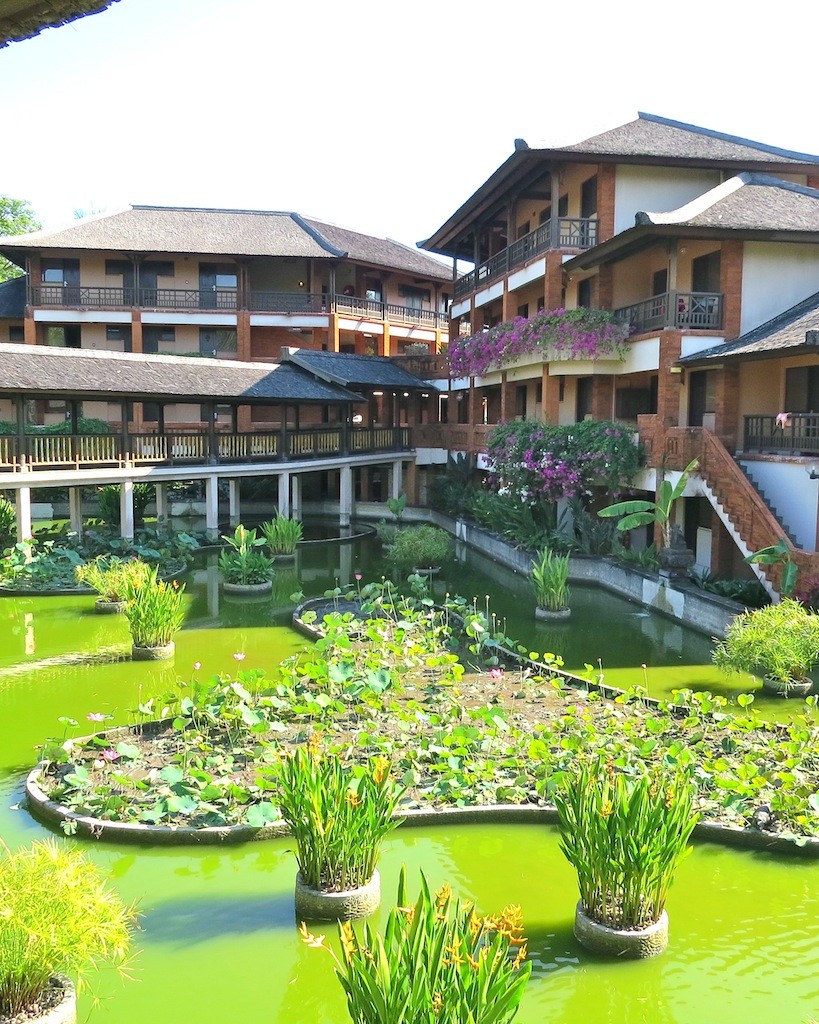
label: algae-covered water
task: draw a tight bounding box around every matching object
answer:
[1,530,816,1022]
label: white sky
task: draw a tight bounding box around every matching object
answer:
[2,0,818,255]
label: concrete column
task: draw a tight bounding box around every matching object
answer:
[68,486,83,536]
[291,474,302,521]
[391,460,404,500]
[278,472,291,518]
[120,480,135,541]
[205,475,219,539]
[155,482,169,525]
[339,538,352,587]
[15,486,33,542]
[207,555,220,618]
[339,464,353,527]
[228,478,241,526]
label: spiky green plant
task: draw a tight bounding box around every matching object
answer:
[75,555,152,603]
[260,515,303,556]
[530,548,570,611]
[301,868,531,1024]
[713,598,819,687]
[273,746,403,892]
[124,565,186,648]
[219,524,274,584]
[553,758,697,930]
[0,839,137,1019]
[0,496,15,549]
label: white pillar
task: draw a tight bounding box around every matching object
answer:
[291,474,302,522]
[15,486,32,542]
[207,555,220,618]
[228,479,241,526]
[391,460,404,500]
[339,465,353,527]
[155,482,169,525]
[278,472,291,519]
[205,475,219,539]
[120,479,135,541]
[68,487,83,536]
[339,538,352,587]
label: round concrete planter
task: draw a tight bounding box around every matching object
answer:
[271,551,297,562]
[573,902,668,959]
[535,605,571,621]
[132,641,175,661]
[412,565,441,576]
[94,598,126,615]
[24,974,77,1024]
[762,675,814,698]
[222,580,273,596]
[294,869,380,921]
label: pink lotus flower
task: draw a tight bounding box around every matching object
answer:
[193,661,202,671]
[355,572,362,581]
[101,749,120,762]
[233,652,246,662]
[86,712,106,722]
[489,668,504,681]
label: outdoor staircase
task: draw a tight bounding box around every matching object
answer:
[737,464,798,546]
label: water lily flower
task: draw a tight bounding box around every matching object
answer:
[101,749,120,762]
[86,712,106,722]
[489,668,504,681]
[233,652,246,662]
[355,572,362,581]
[193,661,202,671]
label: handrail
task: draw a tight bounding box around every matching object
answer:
[743,413,819,454]
[614,292,723,334]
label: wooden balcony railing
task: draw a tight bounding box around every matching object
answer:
[1,425,412,473]
[453,217,599,299]
[614,292,723,335]
[389,353,450,379]
[413,422,493,454]
[744,414,819,455]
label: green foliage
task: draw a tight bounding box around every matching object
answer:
[428,454,475,518]
[0,539,84,590]
[0,839,136,1018]
[386,492,407,521]
[219,524,274,584]
[97,483,152,527]
[745,538,798,597]
[260,514,303,556]
[0,197,40,282]
[387,524,453,570]
[713,598,819,686]
[0,496,15,548]
[471,490,572,551]
[0,417,111,436]
[692,570,769,608]
[614,542,660,571]
[530,548,570,611]
[303,869,531,1024]
[598,459,698,547]
[75,555,152,603]
[124,566,186,648]
[553,758,697,929]
[568,497,617,556]
[273,746,403,891]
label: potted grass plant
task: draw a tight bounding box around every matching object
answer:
[387,524,453,575]
[124,565,185,660]
[713,598,819,697]
[75,556,152,614]
[261,514,303,561]
[274,746,404,920]
[300,868,531,1023]
[553,757,697,959]
[0,838,136,1024]
[531,547,571,620]
[219,524,275,594]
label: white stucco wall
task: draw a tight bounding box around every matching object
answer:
[738,458,819,551]
[740,242,819,335]
[614,166,722,234]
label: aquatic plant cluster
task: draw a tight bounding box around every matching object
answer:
[449,307,630,377]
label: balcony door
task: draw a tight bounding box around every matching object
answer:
[199,263,238,309]
[691,251,721,293]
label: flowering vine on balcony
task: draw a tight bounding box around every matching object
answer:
[450,307,630,378]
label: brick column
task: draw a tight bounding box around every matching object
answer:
[380,322,390,358]
[499,371,508,421]
[590,375,614,421]
[710,509,738,577]
[131,311,143,354]
[657,330,683,427]
[597,163,616,241]
[542,365,560,424]
[237,311,251,361]
[719,240,743,340]
[23,311,36,345]
[596,265,613,311]
[713,364,740,450]
[544,251,564,310]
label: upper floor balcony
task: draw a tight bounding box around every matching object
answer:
[614,291,723,336]
[453,217,599,300]
[26,286,449,330]
[743,414,819,456]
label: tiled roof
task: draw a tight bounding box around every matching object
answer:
[0,206,451,280]
[0,343,363,403]
[282,348,430,389]
[0,0,118,46]
[680,291,819,364]
[0,276,25,318]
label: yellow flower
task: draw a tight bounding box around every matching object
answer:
[339,921,356,962]
[512,944,528,970]
[600,799,613,818]
[345,789,362,807]
[298,921,326,949]
[371,756,389,785]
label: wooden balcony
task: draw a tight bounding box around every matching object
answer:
[389,353,450,379]
[744,414,819,455]
[413,423,493,453]
[0,425,412,473]
[453,217,599,299]
[614,292,723,335]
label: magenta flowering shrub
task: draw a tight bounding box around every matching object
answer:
[450,307,629,377]
[487,420,642,502]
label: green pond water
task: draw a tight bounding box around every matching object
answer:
[1,529,816,1022]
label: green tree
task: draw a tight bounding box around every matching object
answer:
[0,197,40,282]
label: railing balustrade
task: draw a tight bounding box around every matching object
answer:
[744,414,819,455]
[614,292,723,335]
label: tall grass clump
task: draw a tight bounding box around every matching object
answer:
[75,556,152,603]
[530,548,570,612]
[553,758,697,930]
[0,839,136,1019]
[124,566,185,648]
[274,747,403,892]
[301,868,531,1024]
[713,598,819,688]
[387,524,453,571]
[261,514,303,556]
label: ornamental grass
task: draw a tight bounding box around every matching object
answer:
[124,566,186,648]
[713,598,819,686]
[75,555,152,603]
[530,548,570,611]
[0,839,137,1019]
[301,869,531,1024]
[554,758,698,930]
[261,514,303,555]
[219,524,274,585]
[274,746,404,892]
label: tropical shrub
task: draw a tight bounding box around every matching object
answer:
[598,459,698,548]
[97,483,152,527]
[124,566,186,648]
[386,492,407,521]
[219,524,274,585]
[387,524,453,570]
[0,496,15,548]
[471,490,572,551]
[713,598,819,687]
[487,419,642,502]
[0,539,84,590]
[260,515,303,556]
[274,746,403,892]
[531,548,570,612]
[0,839,136,1019]
[451,306,629,377]
[427,454,475,518]
[692,570,769,608]
[553,758,697,930]
[301,869,531,1024]
[615,542,660,571]
[75,555,152,603]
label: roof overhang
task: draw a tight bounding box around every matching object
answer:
[679,341,819,368]
[0,0,118,45]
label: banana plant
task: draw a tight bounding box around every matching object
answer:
[745,537,798,597]
[598,459,698,548]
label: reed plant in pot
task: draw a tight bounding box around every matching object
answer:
[260,514,303,559]
[274,745,403,920]
[0,839,136,1024]
[530,547,571,619]
[219,524,275,593]
[75,556,152,613]
[124,565,185,660]
[553,757,697,958]
[301,868,531,1024]
[713,597,819,697]
[387,524,453,574]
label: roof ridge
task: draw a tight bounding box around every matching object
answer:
[0,341,286,371]
[638,112,819,164]
[289,212,348,258]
